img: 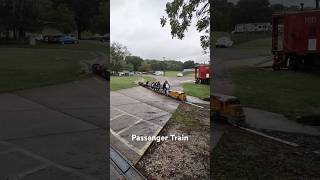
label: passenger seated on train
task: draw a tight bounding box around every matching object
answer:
[156,81,161,91]
[162,80,170,95]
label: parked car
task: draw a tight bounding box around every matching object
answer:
[177,72,183,77]
[57,36,79,44]
[215,37,233,48]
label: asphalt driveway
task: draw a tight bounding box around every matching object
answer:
[110,86,180,164]
[0,77,107,180]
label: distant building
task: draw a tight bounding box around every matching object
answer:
[183,68,194,72]
[233,22,272,33]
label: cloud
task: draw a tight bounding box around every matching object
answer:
[110,0,209,63]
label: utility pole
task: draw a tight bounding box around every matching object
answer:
[317,0,319,9]
[162,57,166,76]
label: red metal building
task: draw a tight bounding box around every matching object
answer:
[272,9,320,70]
[195,64,210,84]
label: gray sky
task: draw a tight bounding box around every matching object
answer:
[110,0,209,64]
[229,0,316,7]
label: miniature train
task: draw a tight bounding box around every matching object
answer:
[138,81,186,101]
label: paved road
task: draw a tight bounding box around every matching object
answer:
[110,86,180,165]
[0,77,107,180]
[146,75,194,91]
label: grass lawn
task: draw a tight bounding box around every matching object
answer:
[229,67,320,118]
[164,71,181,77]
[0,42,106,92]
[233,37,271,51]
[164,71,194,77]
[182,83,210,99]
[110,76,154,91]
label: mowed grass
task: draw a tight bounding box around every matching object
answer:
[110,76,154,91]
[0,45,105,92]
[164,71,181,77]
[229,67,320,118]
[182,83,210,99]
[164,71,194,77]
[233,37,271,51]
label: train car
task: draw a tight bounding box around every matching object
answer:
[210,94,245,125]
[272,9,320,70]
[195,64,210,84]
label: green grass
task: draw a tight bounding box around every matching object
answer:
[164,71,181,77]
[182,83,210,99]
[229,67,320,118]
[233,37,271,51]
[0,42,106,92]
[164,71,194,77]
[110,76,154,91]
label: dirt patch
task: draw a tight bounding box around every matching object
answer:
[136,103,210,180]
[212,124,320,179]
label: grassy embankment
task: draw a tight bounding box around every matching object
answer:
[229,67,320,118]
[182,83,210,99]
[110,76,155,91]
[0,41,106,92]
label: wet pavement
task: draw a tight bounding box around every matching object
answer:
[110,86,180,164]
[0,77,107,179]
[244,107,320,135]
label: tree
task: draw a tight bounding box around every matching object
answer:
[67,0,100,39]
[183,60,195,69]
[0,0,52,41]
[47,3,76,34]
[160,0,210,51]
[110,42,130,72]
[125,56,143,72]
[232,0,272,25]
[91,0,109,34]
[138,62,152,72]
[213,0,235,32]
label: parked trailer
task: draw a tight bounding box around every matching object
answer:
[272,10,320,70]
[195,64,210,84]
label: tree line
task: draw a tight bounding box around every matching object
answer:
[0,0,109,41]
[110,42,196,73]
[214,0,309,32]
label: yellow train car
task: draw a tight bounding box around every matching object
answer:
[168,90,187,101]
[210,94,245,125]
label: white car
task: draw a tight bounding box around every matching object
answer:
[215,37,233,48]
[177,73,183,77]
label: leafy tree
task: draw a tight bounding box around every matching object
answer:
[270,3,286,12]
[91,0,109,34]
[183,60,195,69]
[125,56,143,72]
[47,3,76,34]
[232,0,272,24]
[138,62,152,72]
[110,42,130,72]
[213,0,235,32]
[67,0,100,39]
[0,0,52,41]
[160,0,210,51]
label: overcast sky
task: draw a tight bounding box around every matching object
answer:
[229,0,316,6]
[110,0,209,64]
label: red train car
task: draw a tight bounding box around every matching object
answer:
[272,10,320,70]
[195,64,210,84]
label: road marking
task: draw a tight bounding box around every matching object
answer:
[110,114,125,121]
[0,141,100,180]
[110,129,143,156]
[111,106,162,136]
